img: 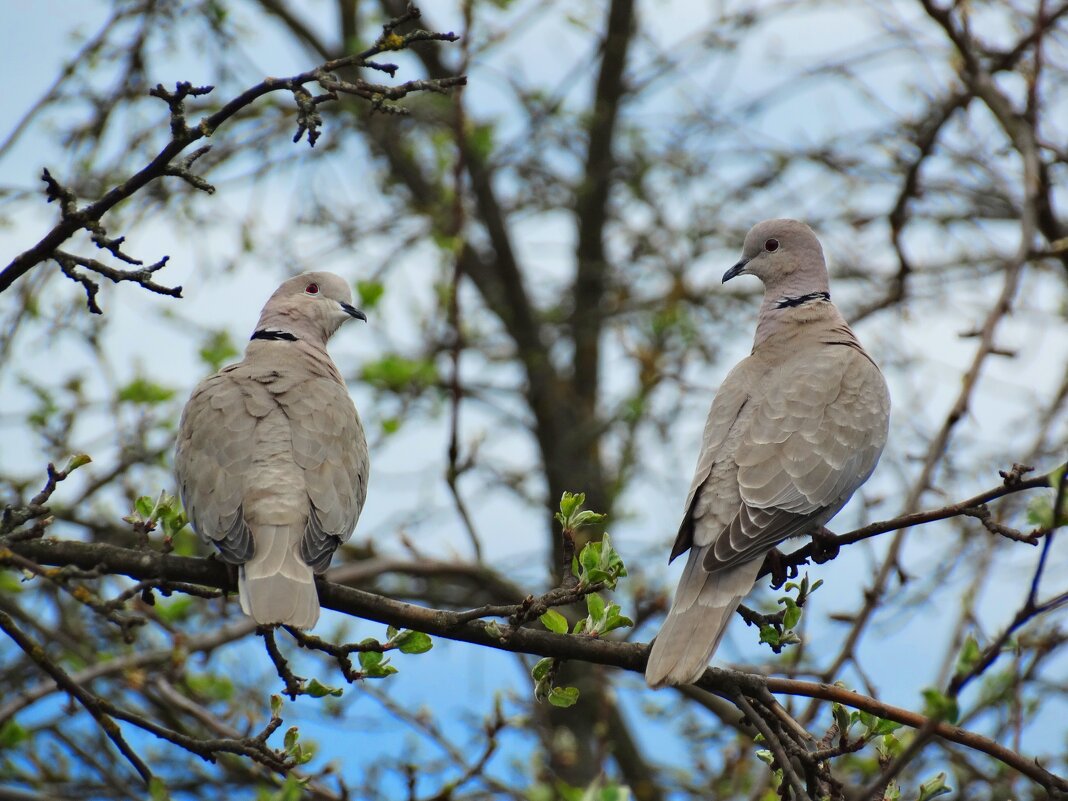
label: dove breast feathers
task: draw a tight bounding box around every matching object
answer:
[175,339,368,571]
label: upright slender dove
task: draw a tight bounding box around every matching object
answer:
[176,272,369,629]
[645,220,890,688]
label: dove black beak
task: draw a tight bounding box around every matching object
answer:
[340,302,367,322]
[723,259,749,283]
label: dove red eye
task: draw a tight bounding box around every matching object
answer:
[764,239,779,252]
[305,283,319,295]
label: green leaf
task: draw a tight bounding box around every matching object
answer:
[270,694,283,716]
[198,330,239,372]
[921,688,960,724]
[276,775,306,801]
[758,625,780,647]
[64,453,92,472]
[148,776,172,801]
[547,685,580,708]
[878,733,903,759]
[916,772,951,801]
[134,495,155,518]
[118,377,175,404]
[782,597,801,630]
[586,593,606,622]
[572,510,607,529]
[873,718,902,736]
[305,678,344,698]
[561,491,584,518]
[832,702,852,736]
[360,355,438,394]
[954,634,981,676]
[540,609,569,634]
[186,673,234,702]
[358,650,383,669]
[356,279,385,310]
[0,720,28,748]
[395,630,433,654]
[755,749,774,765]
[579,543,601,576]
[155,596,194,625]
[467,121,496,161]
[531,657,554,682]
[283,726,299,753]
[0,572,24,594]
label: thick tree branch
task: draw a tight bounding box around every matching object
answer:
[3,536,1065,793]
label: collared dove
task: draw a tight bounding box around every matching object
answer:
[175,272,369,629]
[645,220,890,688]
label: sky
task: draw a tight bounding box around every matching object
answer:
[1,1,1067,798]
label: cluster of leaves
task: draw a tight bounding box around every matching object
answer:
[757,574,823,652]
[124,490,189,545]
[532,493,633,708]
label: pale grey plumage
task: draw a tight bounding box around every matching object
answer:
[645,220,890,687]
[175,271,369,629]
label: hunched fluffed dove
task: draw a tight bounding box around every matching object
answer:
[175,272,369,629]
[645,220,890,688]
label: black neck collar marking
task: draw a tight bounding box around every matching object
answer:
[251,329,298,342]
[775,291,830,309]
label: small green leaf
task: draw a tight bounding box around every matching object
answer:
[878,733,903,759]
[198,330,239,372]
[832,702,852,736]
[579,543,600,576]
[921,688,960,724]
[155,596,194,625]
[0,720,28,748]
[758,625,780,647]
[954,634,981,676]
[305,678,343,698]
[64,453,92,472]
[386,625,399,639]
[547,686,580,708]
[356,279,385,310]
[283,726,299,753]
[118,377,175,404]
[782,597,801,630]
[358,650,383,669]
[755,748,774,765]
[270,694,283,716]
[873,718,902,736]
[277,775,305,801]
[148,776,171,801]
[572,510,607,529]
[559,491,585,522]
[395,630,433,654]
[916,772,951,801]
[134,496,155,518]
[540,609,569,634]
[531,658,554,682]
[586,593,606,622]
[360,355,438,394]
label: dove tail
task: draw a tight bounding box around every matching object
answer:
[238,523,320,629]
[645,552,762,688]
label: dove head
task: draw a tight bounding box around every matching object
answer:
[253,271,366,345]
[722,219,830,297]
